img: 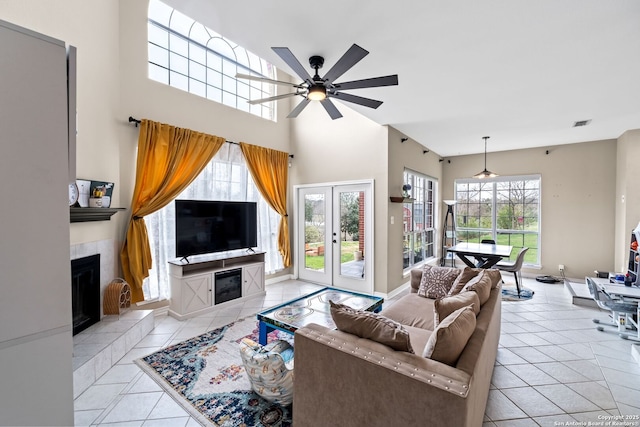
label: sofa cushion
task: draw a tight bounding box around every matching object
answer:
[483,269,503,289]
[422,305,476,366]
[381,293,435,330]
[461,271,492,305]
[454,269,483,294]
[403,324,433,354]
[434,291,480,327]
[329,301,414,353]
[417,266,461,299]
[448,267,481,295]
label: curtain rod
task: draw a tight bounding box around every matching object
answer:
[128,116,293,159]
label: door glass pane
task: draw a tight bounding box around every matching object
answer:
[304,193,326,271]
[338,191,364,279]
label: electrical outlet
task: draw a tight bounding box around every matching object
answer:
[558,264,565,272]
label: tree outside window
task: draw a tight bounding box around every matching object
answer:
[455,176,540,265]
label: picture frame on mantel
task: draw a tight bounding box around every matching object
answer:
[76,179,115,208]
[90,180,114,208]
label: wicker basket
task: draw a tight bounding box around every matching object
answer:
[103,278,131,316]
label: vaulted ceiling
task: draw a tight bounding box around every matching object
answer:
[164,0,640,156]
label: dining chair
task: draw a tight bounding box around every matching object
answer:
[495,247,528,297]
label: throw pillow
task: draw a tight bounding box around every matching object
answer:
[422,305,476,366]
[483,269,503,289]
[329,301,414,353]
[417,266,461,299]
[447,267,481,295]
[461,272,492,305]
[434,291,480,327]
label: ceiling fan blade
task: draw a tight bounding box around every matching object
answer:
[334,74,399,91]
[236,73,302,88]
[272,47,313,83]
[248,92,301,105]
[328,92,383,109]
[287,98,311,118]
[320,99,343,120]
[322,44,369,83]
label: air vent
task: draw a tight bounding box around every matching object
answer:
[573,119,591,127]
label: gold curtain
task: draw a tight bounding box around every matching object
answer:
[120,119,225,302]
[239,142,291,267]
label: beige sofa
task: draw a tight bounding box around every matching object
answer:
[293,267,502,427]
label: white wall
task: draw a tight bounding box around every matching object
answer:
[0,0,124,246]
[387,128,445,293]
[614,129,640,272]
[290,102,389,292]
[442,139,618,279]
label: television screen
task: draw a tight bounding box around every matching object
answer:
[175,200,258,258]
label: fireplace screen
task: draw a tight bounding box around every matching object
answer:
[71,254,100,335]
[214,268,242,304]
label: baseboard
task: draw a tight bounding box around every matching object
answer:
[376,281,410,301]
[266,273,294,285]
[153,306,170,317]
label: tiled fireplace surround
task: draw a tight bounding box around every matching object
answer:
[71,239,154,399]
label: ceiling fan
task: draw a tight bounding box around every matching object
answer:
[236,44,398,120]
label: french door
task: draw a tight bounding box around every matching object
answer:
[296,182,373,294]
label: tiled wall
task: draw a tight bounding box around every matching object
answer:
[70,239,119,318]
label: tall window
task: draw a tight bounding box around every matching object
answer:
[143,143,284,301]
[403,170,437,270]
[455,175,540,265]
[147,0,277,121]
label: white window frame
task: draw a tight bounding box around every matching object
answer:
[403,169,438,271]
[147,0,277,121]
[454,174,541,266]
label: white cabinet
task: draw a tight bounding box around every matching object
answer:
[168,250,266,319]
[0,20,74,425]
[181,273,212,314]
[243,263,265,297]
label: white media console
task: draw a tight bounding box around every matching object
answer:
[168,250,265,319]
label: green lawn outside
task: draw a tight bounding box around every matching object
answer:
[466,233,538,264]
[305,240,360,270]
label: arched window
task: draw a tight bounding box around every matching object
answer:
[147,0,277,121]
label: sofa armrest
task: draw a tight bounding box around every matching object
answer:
[293,324,473,427]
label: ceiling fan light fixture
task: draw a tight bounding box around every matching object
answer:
[307,84,327,101]
[473,136,498,179]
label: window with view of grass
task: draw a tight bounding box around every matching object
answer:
[454,175,540,266]
[403,170,437,270]
[147,0,277,121]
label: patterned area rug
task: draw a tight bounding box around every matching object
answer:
[501,285,535,301]
[135,317,292,427]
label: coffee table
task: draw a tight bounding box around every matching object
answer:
[257,287,384,345]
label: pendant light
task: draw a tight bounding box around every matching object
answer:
[473,136,498,179]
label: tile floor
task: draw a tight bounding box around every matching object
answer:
[74,277,640,426]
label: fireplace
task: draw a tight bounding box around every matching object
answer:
[214,268,242,304]
[71,254,101,335]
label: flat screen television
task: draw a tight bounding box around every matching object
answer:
[175,200,258,258]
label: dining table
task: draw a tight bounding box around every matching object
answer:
[446,242,513,269]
